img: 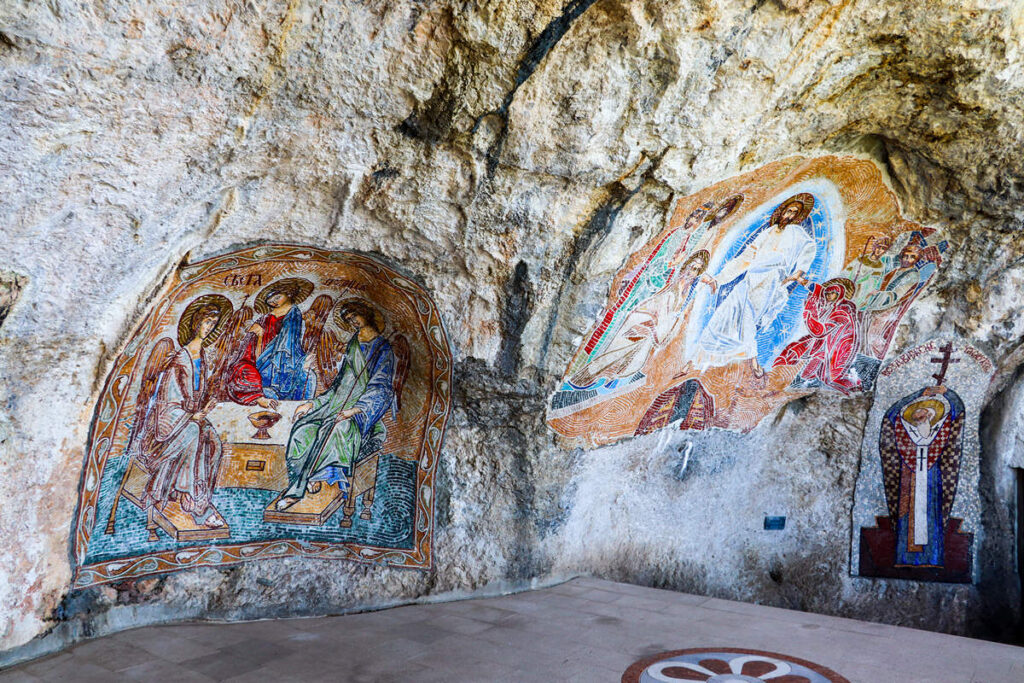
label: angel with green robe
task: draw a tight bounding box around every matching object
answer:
[275,300,410,511]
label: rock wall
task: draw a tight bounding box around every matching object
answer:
[3,0,1024,665]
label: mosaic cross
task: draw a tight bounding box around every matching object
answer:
[930,341,960,385]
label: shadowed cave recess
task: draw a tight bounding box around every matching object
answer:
[4,0,1024,668]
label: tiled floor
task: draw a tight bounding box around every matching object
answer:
[2,577,1023,682]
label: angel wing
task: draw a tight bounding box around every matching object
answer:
[126,337,176,454]
[938,412,965,520]
[311,328,345,393]
[878,416,902,521]
[302,294,334,353]
[207,304,253,402]
[389,332,411,413]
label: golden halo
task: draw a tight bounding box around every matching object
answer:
[902,398,946,426]
[770,193,815,226]
[822,277,855,299]
[333,297,387,335]
[254,278,314,314]
[177,294,232,347]
[680,249,710,274]
[708,194,744,223]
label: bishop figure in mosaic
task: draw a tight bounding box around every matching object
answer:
[878,385,965,568]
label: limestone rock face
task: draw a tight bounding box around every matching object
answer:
[3,0,1024,661]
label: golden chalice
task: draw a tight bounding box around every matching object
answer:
[247,410,282,440]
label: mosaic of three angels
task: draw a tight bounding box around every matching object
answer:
[128,281,407,527]
[74,248,449,586]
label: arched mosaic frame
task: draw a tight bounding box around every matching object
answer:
[71,245,452,588]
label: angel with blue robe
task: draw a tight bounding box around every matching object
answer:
[224,278,317,405]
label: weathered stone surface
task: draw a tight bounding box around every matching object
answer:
[0,272,25,329]
[4,0,1024,664]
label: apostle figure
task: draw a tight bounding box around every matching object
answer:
[569,250,714,387]
[860,237,938,312]
[841,234,895,307]
[275,300,398,511]
[683,194,744,255]
[575,195,743,384]
[126,295,231,529]
[858,233,948,358]
[587,206,710,366]
[878,386,965,567]
[773,278,861,394]
[690,193,817,377]
[225,278,316,405]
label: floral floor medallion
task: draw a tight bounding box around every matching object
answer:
[621,648,849,683]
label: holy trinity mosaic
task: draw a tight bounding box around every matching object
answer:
[72,246,452,587]
[851,339,993,583]
[549,155,948,446]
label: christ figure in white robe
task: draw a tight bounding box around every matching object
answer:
[688,197,816,377]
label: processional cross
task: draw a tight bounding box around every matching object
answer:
[930,341,959,385]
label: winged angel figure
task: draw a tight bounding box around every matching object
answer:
[204,286,409,411]
[275,298,411,510]
[114,288,410,533]
[118,294,233,530]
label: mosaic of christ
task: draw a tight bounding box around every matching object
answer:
[548,156,949,447]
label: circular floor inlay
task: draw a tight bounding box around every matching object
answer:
[621,648,849,683]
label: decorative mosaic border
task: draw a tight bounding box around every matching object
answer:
[71,246,452,588]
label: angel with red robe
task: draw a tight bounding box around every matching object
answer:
[125,295,232,528]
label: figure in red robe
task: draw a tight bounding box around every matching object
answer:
[773,278,861,394]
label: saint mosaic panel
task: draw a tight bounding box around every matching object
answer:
[851,339,993,583]
[72,246,452,587]
[549,155,948,446]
